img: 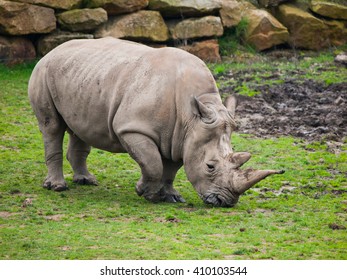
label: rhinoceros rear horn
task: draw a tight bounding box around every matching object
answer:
[224,95,238,117]
[194,96,217,124]
[233,169,285,194]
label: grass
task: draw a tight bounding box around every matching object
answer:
[210,49,347,97]
[0,56,346,260]
[249,0,347,6]
[219,18,255,57]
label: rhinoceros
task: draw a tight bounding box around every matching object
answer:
[28,37,283,207]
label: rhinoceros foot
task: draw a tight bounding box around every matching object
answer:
[43,177,68,192]
[143,192,186,204]
[73,174,98,186]
[136,182,185,203]
[160,184,186,203]
[163,193,186,203]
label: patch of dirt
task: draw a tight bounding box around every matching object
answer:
[232,79,347,142]
[0,211,14,218]
[252,208,274,214]
[237,80,347,141]
[22,198,33,208]
[329,223,346,230]
[155,217,181,223]
[60,246,71,251]
[44,214,65,221]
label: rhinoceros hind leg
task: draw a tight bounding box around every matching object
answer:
[29,73,68,191]
[39,114,67,191]
[67,133,98,186]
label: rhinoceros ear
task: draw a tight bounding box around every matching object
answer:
[229,152,251,168]
[193,96,217,124]
[224,95,238,117]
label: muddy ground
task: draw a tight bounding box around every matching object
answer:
[217,71,347,143]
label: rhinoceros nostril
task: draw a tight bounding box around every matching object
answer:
[203,190,240,207]
[204,194,219,206]
[204,193,225,207]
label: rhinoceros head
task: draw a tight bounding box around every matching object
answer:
[183,94,284,207]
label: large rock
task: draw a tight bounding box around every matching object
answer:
[0,0,56,35]
[57,8,108,32]
[86,0,149,15]
[11,0,83,10]
[276,4,347,50]
[168,16,223,40]
[148,0,222,18]
[37,30,93,56]
[219,0,256,28]
[243,9,289,51]
[95,10,169,42]
[0,35,36,65]
[179,39,221,62]
[323,19,347,47]
[310,0,347,20]
[258,0,289,8]
[335,52,347,66]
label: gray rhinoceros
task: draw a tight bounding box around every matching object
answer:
[28,37,283,207]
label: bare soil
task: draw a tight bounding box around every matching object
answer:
[222,78,347,142]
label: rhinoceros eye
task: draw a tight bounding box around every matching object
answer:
[206,163,215,172]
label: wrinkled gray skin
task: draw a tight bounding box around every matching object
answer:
[28,38,283,207]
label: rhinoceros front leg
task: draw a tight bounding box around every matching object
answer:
[119,133,164,202]
[66,133,98,186]
[159,159,185,203]
[120,133,185,203]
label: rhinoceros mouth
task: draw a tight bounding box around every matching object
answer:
[202,189,239,208]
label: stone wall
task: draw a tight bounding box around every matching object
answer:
[0,0,346,64]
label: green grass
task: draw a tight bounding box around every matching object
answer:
[210,49,347,97]
[301,0,347,5]
[0,59,346,260]
[248,0,347,6]
[219,18,255,56]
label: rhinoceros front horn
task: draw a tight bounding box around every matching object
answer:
[233,168,285,194]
